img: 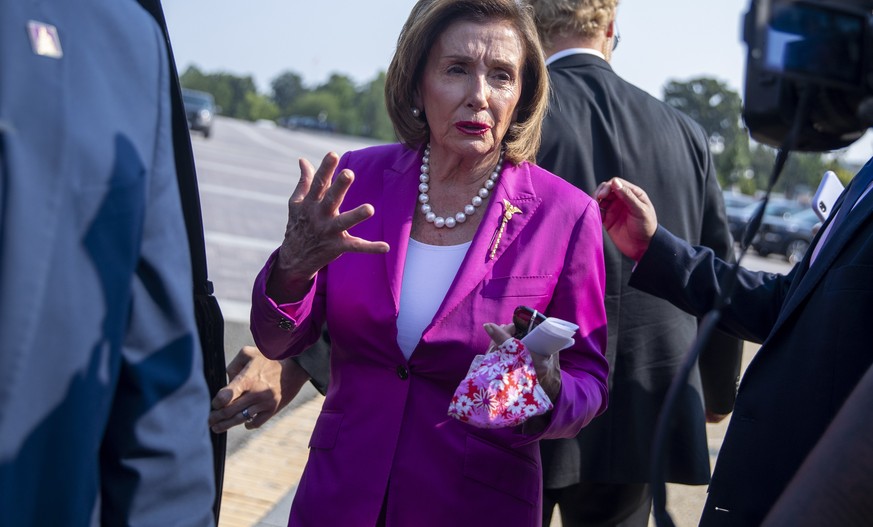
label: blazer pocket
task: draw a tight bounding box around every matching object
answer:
[463,434,538,505]
[308,410,343,450]
[481,275,553,298]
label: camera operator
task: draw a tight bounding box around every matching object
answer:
[592,1,873,523]
[594,154,873,525]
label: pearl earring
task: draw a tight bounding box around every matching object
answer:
[411,107,421,118]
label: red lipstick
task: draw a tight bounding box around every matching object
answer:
[455,121,490,135]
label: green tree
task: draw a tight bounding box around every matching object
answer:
[315,73,362,134]
[357,72,395,142]
[662,77,750,188]
[271,71,306,116]
[290,91,343,127]
[745,143,832,198]
[245,92,280,122]
[179,65,209,90]
[180,66,260,121]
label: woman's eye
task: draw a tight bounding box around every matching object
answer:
[493,71,513,83]
[447,65,466,74]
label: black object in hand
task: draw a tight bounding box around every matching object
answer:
[512,306,547,338]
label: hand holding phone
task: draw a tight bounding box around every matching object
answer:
[513,306,547,338]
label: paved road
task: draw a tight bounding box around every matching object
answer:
[193,117,793,527]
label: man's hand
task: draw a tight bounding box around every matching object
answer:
[208,346,311,433]
[594,177,658,262]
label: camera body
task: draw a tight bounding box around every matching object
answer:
[743,0,873,151]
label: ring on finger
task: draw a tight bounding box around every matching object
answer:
[241,407,255,423]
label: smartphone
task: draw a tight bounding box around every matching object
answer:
[812,170,845,222]
[512,306,547,338]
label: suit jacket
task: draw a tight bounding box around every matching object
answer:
[537,53,743,486]
[0,1,215,525]
[251,143,609,526]
[630,159,873,525]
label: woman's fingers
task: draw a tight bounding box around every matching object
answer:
[306,152,340,202]
[289,158,316,203]
[277,151,390,283]
[483,322,515,347]
[321,169,354,214]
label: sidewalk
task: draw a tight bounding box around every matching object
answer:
[216,341,757,527]
[218,385,323,527]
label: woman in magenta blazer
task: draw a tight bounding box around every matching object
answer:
[249,0,608,525]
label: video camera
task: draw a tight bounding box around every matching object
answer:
[743,0,873,151]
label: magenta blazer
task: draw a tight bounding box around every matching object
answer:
[251,144,608,526]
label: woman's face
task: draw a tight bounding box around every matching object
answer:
[416,18,524,163]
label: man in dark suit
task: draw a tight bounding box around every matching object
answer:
[0,0,216,524]
[528,1,744,525]
[594,154,873,525]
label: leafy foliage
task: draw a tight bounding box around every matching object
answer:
[179,64,860,195]
[663,77,749,188]
[662,77,855,198]
[180,65,394,141]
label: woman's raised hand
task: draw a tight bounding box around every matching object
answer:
[267,152,390,303]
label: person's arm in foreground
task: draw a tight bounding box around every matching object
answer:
[100,22,214,524]
[595,177,791,344]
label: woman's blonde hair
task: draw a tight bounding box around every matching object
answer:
[528,0,619,52]
[385,0,549,164]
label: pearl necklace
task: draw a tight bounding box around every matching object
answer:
[417,144,504,229]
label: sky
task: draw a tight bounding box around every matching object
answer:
[163,0,873,163]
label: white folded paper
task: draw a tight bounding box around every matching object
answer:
[521,317,578,356]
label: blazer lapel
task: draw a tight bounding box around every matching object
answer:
[381,148,420,314]
[769,192,873,338]
[428,162,543,331]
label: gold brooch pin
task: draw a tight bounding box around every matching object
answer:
[490,199,522,260]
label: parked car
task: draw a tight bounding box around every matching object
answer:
[722,191,755,212]
[727,198,805,244]
[181,88,215,138]
[279,115,337,133]
[752,207,821,264]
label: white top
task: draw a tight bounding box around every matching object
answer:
[396,239,471,359]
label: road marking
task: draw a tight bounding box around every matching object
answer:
[221,118,302,156]
[199,183,288,205]
[206,231,279,252]
[196,160,292,184]
[216,298,253,324]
